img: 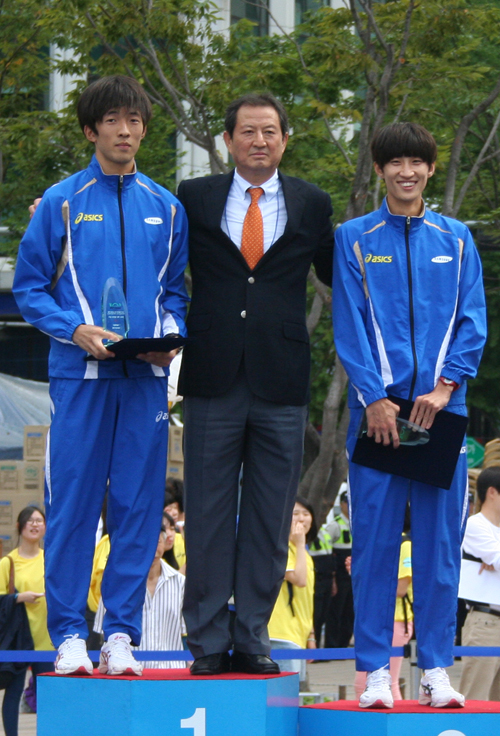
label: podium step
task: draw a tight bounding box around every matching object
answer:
[37,668,299,736]
[299,699,500,736]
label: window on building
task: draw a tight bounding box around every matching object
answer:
[231,0,269,36]
[295,0,328,26]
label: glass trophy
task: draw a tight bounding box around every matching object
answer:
[101,277,129,347]
[357,414,430,446]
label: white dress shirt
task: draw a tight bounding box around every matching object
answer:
[221,169,287,252]
[94,560,186,668]
[462,512,500,610]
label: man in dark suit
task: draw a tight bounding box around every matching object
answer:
[177,93,334,675]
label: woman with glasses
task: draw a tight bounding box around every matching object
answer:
[0,505,54,736]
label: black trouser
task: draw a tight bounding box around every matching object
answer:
[325,550,354,648]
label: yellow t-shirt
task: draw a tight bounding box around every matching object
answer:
[0,549,53,650]
[87,534,110,613]
[173,532,186,569]
[268,542,315,648]
[394,539,413,623]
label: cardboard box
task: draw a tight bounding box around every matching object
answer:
[24,425,49,460]
[166,460,184,481]
[0,534,16,555]
[22,460,45,493]
[0,493,44,527]
[168,426,184,462]
[0,461,22,491]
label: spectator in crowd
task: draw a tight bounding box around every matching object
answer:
[459,467,500,700]
[162,512,181,572]
[309,509,340,648]
[86,500,109,655]
[95,525,185,669]
[268,497,317,685]
[165,478,185,527]
[456,490,476,647]
[164,493,186,571]
[87,531,110,654]
[325,489,354,649]
[0,506,54,736]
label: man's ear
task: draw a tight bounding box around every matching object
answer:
[223,130,232,152]
[141,126,147,140]
[84,125,98,144]
[374,162,384,179]
[427,162,436,178]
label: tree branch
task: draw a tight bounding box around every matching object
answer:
[443,73,500,216]
[452,107,500,217]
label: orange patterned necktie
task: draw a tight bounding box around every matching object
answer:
[241,187,264,270]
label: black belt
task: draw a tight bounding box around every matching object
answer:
[463,551,483,563]
[471,604,500,618]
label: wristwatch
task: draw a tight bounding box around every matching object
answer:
[439,376,459,390]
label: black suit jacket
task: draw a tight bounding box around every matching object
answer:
[177,170,334,406]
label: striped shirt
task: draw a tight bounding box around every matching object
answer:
[94,560,186,668]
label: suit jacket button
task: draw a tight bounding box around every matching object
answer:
[248,276,255,284]
[241,310,247,318]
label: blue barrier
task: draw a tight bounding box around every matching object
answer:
[2,645,500,662]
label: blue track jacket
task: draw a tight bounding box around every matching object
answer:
[14,155,189,379]
[333,199,487,409]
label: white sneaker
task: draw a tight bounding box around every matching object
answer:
[55,634,93,676]
[98,633,143,676]
[419,667,465,707]
[359,665,394,709]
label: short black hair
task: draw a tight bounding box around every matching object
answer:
[295,495,318,545]
[225,93,288,139]
[476,466,500,506]
[77,75,152,134]
[371,122,437,169]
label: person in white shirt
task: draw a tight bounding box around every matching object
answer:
[94,524,185,669]
[459,466,500,700]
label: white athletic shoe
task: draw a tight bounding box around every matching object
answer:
[419,667,465,707]
[55,634,93,676]
[98,633,143,676]
[359,665,394,709]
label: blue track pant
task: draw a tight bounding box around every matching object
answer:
[346,406,469,672]
[45,377,169,647]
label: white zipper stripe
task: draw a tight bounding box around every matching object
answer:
[64,201,94,326]
[153,204,176,338]
[368,298,393,388]
[434,244,463,384]
[63,200,98,379]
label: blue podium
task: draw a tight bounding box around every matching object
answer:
[37,669,299,736]
[299,699,500,736]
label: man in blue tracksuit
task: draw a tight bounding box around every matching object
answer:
[13,76,189,676]
[333,123,487,708]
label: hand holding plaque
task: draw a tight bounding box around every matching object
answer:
[98,276,188,361]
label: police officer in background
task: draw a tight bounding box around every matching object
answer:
[309,512,340,647]
[324,488,354,648]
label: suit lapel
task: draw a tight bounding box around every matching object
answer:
[253,172,306,270]
[201,171,251,267]
[201,171,234,231]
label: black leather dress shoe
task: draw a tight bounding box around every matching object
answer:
[231,651,280,675]
[190,652,231,676]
